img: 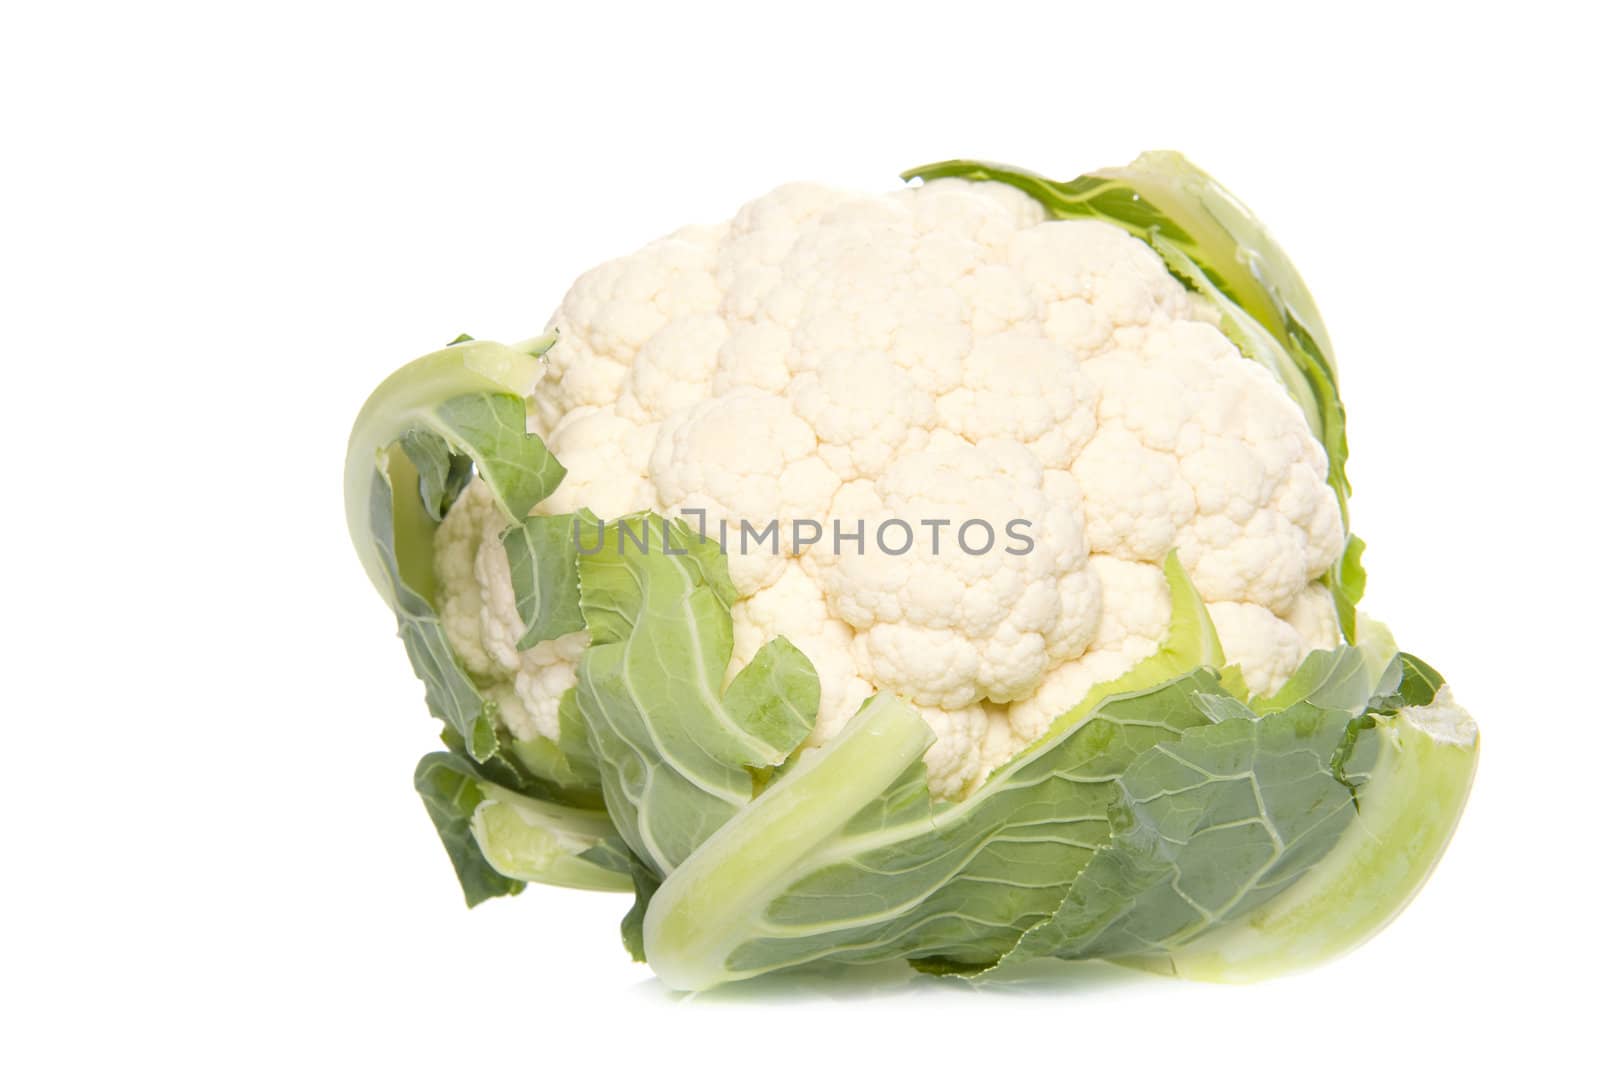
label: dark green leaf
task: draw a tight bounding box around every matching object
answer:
[620,860,662,963]
[501,511,591,650]
[414,752,524,907]
[1008,701,1364,963]
[400,430,474,521]
[371,469,498,761]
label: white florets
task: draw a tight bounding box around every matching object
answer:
[434,177,1344,798]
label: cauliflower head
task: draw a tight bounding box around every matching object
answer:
[432,176,1344,798]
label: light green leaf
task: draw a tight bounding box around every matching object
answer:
[644,676,1223,991]
[719,637,822,758]
[344,335,564,608]
[554,686,603,793]
[903,154,1352,520]
[575,513,734,645]
[1150,235,1321,441]
[1328,535,1367,641]
[640,559,1230,991]
[1021,552,1228,746]
[573,514,820,877]
[468,780,633,893]
[414,750,631,904]
[502,734,602,805]
[1254,616,1398,714]
[434,391,564,519]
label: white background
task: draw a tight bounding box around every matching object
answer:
[4,1,1593,1060]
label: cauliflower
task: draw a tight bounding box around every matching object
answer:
[432,176,1341,798]
[346,152,1477,993]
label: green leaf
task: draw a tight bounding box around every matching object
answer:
[501,734,602,805]
[435,391,565,520]
[1326,650,1451,794]
[1257,649,1376,714]
[1019,552,1228,747]
[576,835,638,879]
[501,511,592,650]
[620,860,663,963]
[414,752,525,907]
[349,336,624,894]
[1004,700,1365,965]
[1158,682,1478,982]
[575,513,735,645]
[415,751,632,902]
[344,334,564,608]
[1328,535,1368,641]
[1382,652,1447,710]
[904,154,1351,518]
[345,336,571,766]
[644,676,1223,991]
[573,514,820,877]
[400,430,474,522]
[1254,618,1398,714]
[1149,236,1321,442]
[718,637,822,758]
[468,780,632,892]
[639,559,1232,991]
[554,686,604,792]
[371,467,498,760]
